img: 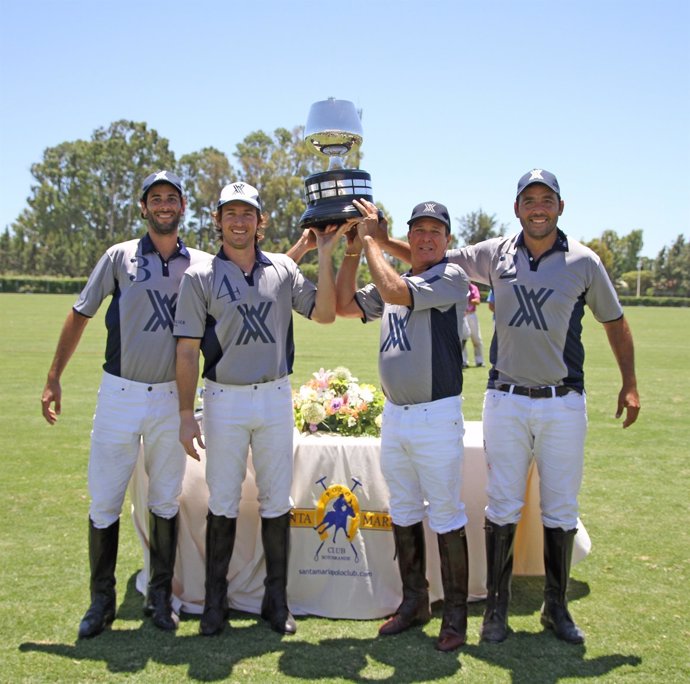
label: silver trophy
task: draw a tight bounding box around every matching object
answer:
[300,98,374,229]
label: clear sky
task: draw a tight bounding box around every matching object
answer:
[1,0,688,258]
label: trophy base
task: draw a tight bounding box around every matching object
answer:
[300,169,373,229]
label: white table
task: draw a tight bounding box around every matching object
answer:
[130,421,590,619]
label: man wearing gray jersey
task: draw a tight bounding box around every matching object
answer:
[41,171,210,638]
[174,182,344,637]
[376,169,640,645]
[337,198,470,652]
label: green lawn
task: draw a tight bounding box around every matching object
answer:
[0,294,688,682]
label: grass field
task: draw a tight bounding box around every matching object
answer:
[0,294,688,683]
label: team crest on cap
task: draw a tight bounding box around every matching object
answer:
[529,169,544,181]
[154,171,170,182]
[424,203,437,213]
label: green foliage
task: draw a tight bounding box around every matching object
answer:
[619,269,654,295]
[654,234,690,296]
[619,295,690,306]
[456,209,507,246]
[8,120,175,276]
[584,237,615,276]
[178,147,234,252]
[0,275,87,294]
[598,228,644,278]
[3,118,688,301]
[233,127,326,246]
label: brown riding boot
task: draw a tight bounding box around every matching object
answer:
[379,522,431,636]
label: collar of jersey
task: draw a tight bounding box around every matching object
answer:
[515,228,569,253]
[216,245,271,267]
[140,233,190,259]
[402,255,449,278]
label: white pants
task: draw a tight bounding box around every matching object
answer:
[462,312,484,365]
[88,372,185,528]
[482,388,588,529]
[203,377,294,519]
[380,395,467,534]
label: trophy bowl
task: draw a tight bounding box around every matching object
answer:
[300,98,374,229]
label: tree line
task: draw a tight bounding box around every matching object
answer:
[1,119,688,296]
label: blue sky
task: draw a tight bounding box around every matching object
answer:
[1,0,688,258]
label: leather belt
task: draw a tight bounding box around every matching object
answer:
[495,383,573,399]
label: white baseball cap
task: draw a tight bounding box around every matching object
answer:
[217,182,262,211]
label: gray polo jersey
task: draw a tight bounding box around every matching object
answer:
[173,248,317,385]
[354,260,469,406]
[74,234,210,384]
[447,229,623,391]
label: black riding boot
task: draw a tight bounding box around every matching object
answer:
[541,526,585,644]
[78,518,119,639]
[436,527,469,652]
[379,522,431,636]
[261,512,296,634]
[480,519,516,643]
[145,512,179,631]
[199,512,236,636]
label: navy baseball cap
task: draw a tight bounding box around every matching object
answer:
[217,182,262,211]
[141,170,183,200]
[516,169,560,198]
[407,201,451,232]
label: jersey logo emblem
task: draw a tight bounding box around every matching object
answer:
[381,311,412,351]
[236,302,276,344]
[509,285,553,330]
[217,274,241,302]
[144,290,177,332]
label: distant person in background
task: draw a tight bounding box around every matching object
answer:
[462,281,484,368]
[41,171,210,638]
[487,288,495,317]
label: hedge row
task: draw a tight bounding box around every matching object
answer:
[0,276,88,294]
[1,276,688,306]
[618,295,689,307]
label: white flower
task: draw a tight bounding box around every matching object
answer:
[302,401,327,425]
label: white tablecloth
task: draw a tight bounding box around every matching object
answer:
[130,421,590,619]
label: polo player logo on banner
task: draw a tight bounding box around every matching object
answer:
[312,477,362,562]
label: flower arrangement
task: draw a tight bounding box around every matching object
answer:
[293,367,385,437]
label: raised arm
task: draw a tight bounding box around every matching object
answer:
[41,309,90,424]
[602,316,640,428]
[336,228,365,318]
[310,223,351,323]
[176,337,204,460]
[354,199,411,306]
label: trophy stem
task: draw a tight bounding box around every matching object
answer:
[327,156,345,171]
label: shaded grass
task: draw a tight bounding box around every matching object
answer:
[0,294,688,682]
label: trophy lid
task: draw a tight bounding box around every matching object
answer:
[304,98,363,158]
